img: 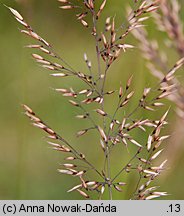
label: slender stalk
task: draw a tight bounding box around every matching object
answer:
[75,97,98,130]
[111,150,140,182]
[90,5,112,199]
[56,134,103,179]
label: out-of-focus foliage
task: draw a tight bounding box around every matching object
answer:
[0,0,184,199]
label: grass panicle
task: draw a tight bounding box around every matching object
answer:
[7,0,184,199]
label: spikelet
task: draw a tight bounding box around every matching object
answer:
[96,0,107,19]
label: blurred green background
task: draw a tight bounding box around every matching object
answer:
[0,0,184,200]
